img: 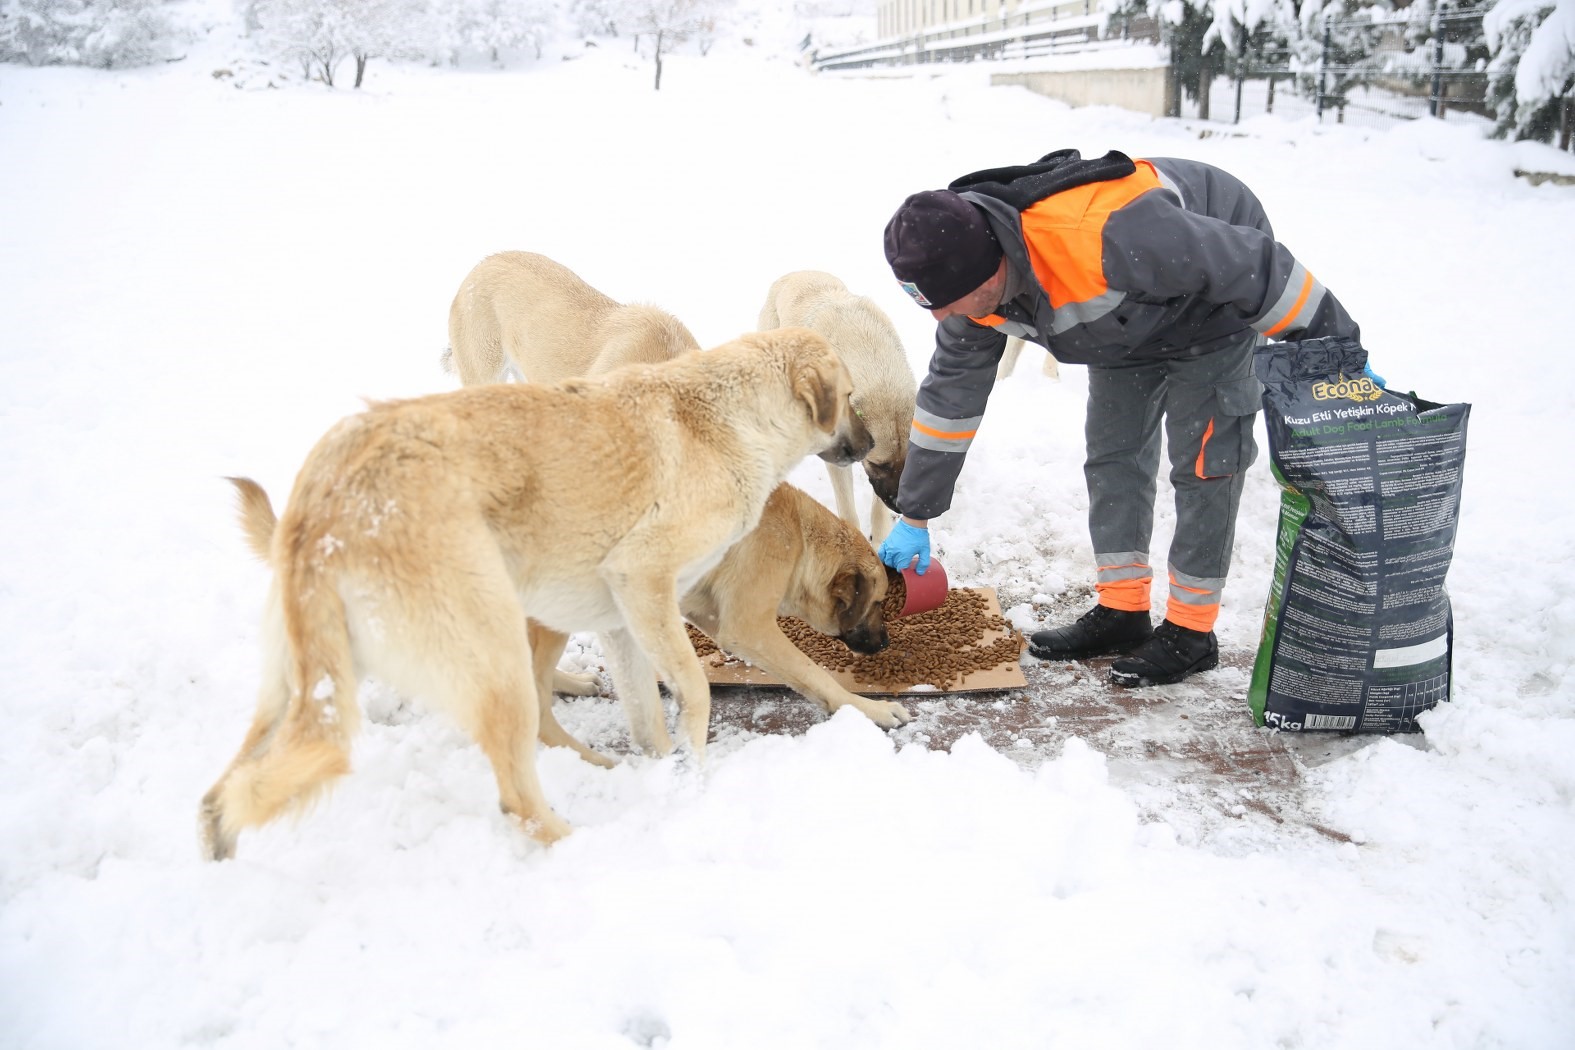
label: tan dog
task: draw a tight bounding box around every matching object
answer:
[996,336,1061,381]
[199,329,872,860]
[532,483,912,767]
[758,271,916,545]
[445,250,700,386]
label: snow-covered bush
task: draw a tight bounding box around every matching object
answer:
[0,0,181,68]
[438,0,559,63]
[1485,0,1575,143]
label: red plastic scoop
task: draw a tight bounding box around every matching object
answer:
[897,558,949,617]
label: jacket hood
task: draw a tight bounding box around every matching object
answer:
[949,149,1137,211]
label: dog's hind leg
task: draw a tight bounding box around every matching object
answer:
[426,567,571,845]
[528,621,615,769]
[465,669,571,844]
[825,462,862,536]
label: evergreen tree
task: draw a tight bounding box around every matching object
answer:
[1485,0,1575,144]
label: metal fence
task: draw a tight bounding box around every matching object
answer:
[1209,7,1490,128]
[810,6,1161,71]
[813,5,1492,132]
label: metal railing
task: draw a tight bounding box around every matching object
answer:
[811,5,1490,132]
[811,5,1159,72]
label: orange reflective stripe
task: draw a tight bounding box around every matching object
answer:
[1195,417,1219,479]
[1167,572,1213,596]
[968,313,1006,326]
[1019,160,1163,309]
[911,418,978,442]
[1165,602,1219,633]
[1096,577,1151,612]
[1263,272,1314,337]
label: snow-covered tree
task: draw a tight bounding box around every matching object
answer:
[613,0,733,89]
[0,0,180,68]
[1276,0,1396,119]
[1386,0,1487,107]
[1485,0,1575,144]
[442,0,557,62]
[344,0,425,85]
[571,0,622,37]
[1103,0,1221,116]
[248,0,352,83]
[246,0,428,87]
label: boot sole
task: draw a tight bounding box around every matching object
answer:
[1109,650,1220,688]
[1027,637,1152,662]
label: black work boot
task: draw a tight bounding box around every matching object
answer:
[1028,604,1153,661]
[1109,620,1219,687]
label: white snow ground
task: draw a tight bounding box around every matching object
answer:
[2,21,1575,1050]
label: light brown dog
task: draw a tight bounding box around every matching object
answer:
[199,329,871,860]
[532,483,912,767]
[445,250,700,386]
[758,271,916,544]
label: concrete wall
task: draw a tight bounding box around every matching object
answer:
[992,66,1175,119]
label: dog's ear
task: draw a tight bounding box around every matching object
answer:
[793,360,840,433]
[829,567,858,614]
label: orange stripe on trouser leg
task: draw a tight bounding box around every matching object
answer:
[1165,599,1219,633]
[1194,417,1218,479]
[1096,577,1151,612]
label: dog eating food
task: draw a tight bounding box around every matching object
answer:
[689,585,1023,692]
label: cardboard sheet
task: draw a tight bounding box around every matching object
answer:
[699,586,1027,696]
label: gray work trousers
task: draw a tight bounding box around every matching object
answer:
[1083,331,1263,604]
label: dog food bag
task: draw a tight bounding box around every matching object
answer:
[1249,337,1470,733]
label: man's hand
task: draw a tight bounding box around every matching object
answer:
[1364,362,1387,389]
[878,518,931,575]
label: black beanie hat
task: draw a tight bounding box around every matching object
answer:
[883,190,1003,310]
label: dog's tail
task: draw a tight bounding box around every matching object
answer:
[226,476,277,562]
[209,574,359,849]
[203,479,358,858]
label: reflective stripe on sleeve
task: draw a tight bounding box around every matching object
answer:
[909,405,983,454]
[1256,262,1327,338]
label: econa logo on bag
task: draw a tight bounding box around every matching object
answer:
[1311,374,1384,403]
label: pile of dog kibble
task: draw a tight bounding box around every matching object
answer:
[687,583,1024,691]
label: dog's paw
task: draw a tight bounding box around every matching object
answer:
[551,668,602,697]
[864,699,912,729]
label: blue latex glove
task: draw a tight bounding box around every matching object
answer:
[878,519,931,575]
[1364,363,1387,389]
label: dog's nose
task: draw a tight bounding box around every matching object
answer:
[850,422,875,462]
[865,460,904,515]
[817,439,864,467]
[843,625,890,655]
